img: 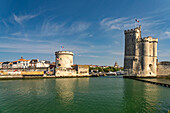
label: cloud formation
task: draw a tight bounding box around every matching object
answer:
[13,14,38,24]
[100,16,164,32]
[100,17,132,30]
[40,20,91,37]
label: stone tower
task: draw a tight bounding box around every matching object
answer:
[55,51,74,68]
[124,26,158,77]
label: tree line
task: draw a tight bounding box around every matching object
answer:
[89,66,123,72]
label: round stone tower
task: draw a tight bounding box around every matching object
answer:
[142,37,158,76]
[152,38,158,74]
[142,37,149,74]
[55,51,74,68]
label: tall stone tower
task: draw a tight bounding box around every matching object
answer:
[124,26,158,77]
[55,51,74,68]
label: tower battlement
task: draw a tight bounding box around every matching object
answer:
[55,51,74,55]
[124,25,141,34]
[143,36,158,42]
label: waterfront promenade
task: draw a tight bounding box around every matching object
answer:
[1,73,170,88]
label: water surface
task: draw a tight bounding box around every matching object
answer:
[0,77,169,113]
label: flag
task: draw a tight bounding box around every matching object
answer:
[61,46,64,48]
[135,19,139,22]
[57,58,59,60]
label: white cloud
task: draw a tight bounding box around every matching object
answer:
[100,17,131,30]
[75,54,100,58]
[100,16,164,32]
[40,21,65,36]
[11,32,22,36]
[68,22,90,34]
[100,17,128,26]
[13,13,38,24]
[114,41,120,45]
[40,20,90,37]
[158,31,170,40]
[0,36,52,42]
[165,31,170,38]
[158,50,170,57]
[2,19,9,27]
[111,51,124,56]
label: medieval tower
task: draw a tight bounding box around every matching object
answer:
[55,51,74,68]
[124,26,158,77]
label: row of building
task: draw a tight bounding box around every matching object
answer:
[0,57,50,69]
[0,51,120,77]
[0,51,90,77]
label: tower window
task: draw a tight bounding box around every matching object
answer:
[149,64,152,67]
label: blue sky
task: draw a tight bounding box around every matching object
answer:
[0,0,170,66]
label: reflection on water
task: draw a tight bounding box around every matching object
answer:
[122,79,147,112]
[122,79,169,113]
[55,78,89,105]
[0,78,169,113]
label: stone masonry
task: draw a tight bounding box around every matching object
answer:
[124,26,158,77]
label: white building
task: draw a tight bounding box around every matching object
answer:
[30,59,50,68]
[36,60,50,68]
[0,57,50,69]
[12,57,30,68]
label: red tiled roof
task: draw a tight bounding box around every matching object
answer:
[18,59,30,61]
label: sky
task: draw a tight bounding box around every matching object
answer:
[0,0,170,66]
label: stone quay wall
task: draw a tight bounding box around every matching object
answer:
[157,62,170,77]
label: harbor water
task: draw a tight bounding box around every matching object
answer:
[0,77,169,113]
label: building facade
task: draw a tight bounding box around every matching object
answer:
[13,57,30,68]
[0,57,50,69]
[124,26,158,77]
[73,65,89,76]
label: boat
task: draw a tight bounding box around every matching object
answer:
[116,71,124,75]
[106,71,117,76]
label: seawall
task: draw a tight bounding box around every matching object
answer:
[124,76,170,88]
